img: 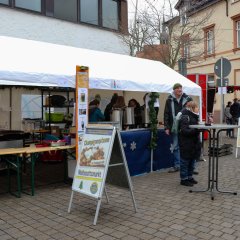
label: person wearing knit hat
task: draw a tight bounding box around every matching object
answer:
[164,83,191,173]
[173,83,182,90]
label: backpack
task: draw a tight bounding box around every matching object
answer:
[171,111,190,134]
[170,97,190,134]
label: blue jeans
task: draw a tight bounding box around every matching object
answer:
[180,157,195,180]
[172,133,180,168]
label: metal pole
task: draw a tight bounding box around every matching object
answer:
[220,57,224,124]
[68,191,74,213]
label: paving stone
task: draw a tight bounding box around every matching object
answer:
[222,234,237,240]
[181,234,198,240]
[183,228,199,235]
[170,224,185,231]
[222,227,236,235]
[98,235,117,240]
[17,237,35,240]
[88,230,105,238]
[1,235,15,240]
[209,229,223,237]
[113,225,129,232]
[121,236,139,240]
[34,234,51,240]
[169,229,186,238]
[196,232,212,240]
[142,227,157,234]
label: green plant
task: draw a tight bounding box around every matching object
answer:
[148,92,160,149]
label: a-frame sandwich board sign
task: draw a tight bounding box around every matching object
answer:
[68,125,137,225]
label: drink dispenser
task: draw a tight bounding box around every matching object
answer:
[141,108,150,127]
[111,110,123,130]
[124,107,135,125]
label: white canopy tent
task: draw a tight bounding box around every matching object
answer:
[0,36,201,97]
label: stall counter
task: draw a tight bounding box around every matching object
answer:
[120,128,174,176]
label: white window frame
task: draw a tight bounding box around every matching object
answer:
[206,29,214,55]
[237,20,240,48]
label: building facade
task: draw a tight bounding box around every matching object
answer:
[0,0,129,54]
[174,0,240,119]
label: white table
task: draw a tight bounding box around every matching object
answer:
[189,124,239,200]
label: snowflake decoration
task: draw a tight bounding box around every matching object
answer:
[123,143,127,148]
[130,141,137,151]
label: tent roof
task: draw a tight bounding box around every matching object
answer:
[0,36,201,96]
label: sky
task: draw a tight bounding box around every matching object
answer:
[128,0,178,21]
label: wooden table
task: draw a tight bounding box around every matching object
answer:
[0,145,76,197]
[0,148,26,198]
[25,145,76,196]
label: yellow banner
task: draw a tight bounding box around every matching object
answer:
[75,175,102,182]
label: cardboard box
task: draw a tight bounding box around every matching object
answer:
[51,126,61,137]
[69,127,76,134]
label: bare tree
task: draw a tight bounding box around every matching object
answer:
[119,6,153,56]
[118,0,213,69]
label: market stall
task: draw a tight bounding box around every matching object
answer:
[0,36,202,176]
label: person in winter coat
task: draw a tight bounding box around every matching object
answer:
[164,83,192,173]
[178,101,201,187]
[89,99,105,122]
[230,98,240,125]
[224,101,233,137]
[104,93,118,121]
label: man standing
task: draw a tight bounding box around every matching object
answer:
[164,83,192,173]
[230,98,240,125]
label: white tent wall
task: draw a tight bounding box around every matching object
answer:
[0,36,201,97]
[12,88,40,130]
[0,88,10,129]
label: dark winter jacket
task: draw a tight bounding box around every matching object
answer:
[89,107,105,122]
[178,109,201,160]
[104,102,114,121]
[230,102,240,118]
[164,92,191,132]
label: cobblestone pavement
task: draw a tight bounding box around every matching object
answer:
[0,136,240,240]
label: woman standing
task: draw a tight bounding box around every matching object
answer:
[178,101,201,187]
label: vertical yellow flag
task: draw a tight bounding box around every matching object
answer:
[75,66,89,160]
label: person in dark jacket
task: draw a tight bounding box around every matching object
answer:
[230,98,240,125]
[178,101,201,186]
[164,83,192,173]
[89,99,105,122]
[225,101,233,137]
[104,93,118,121]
